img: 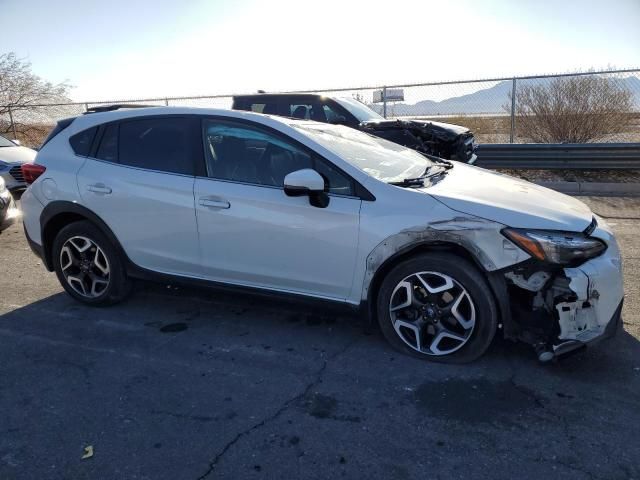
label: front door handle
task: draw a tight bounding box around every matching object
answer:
[199,197,230,209]
[87,184,112,194]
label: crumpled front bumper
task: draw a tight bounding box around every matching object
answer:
[553,219,624,355]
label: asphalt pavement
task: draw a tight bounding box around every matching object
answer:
[1,196,639,480]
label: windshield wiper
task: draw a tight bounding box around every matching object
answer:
[388,164,450,187]
[420,152,454,169]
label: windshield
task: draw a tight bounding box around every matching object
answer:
[293,123,432,183]
[333,97,383,122]
[0,135,16,147]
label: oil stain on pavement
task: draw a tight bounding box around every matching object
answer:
[413,378,544,423]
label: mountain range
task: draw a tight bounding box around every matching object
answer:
[371,76,640,117]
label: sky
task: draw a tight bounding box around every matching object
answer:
[2,0,639,102]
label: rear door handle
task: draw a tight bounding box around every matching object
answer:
[87,184,112,194]
[199,197,230,209]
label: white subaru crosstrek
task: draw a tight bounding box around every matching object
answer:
[21,106,624,363]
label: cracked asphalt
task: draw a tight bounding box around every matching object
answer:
[1,196,639,480]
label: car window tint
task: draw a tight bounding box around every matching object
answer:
[203,120,355,196]
[288,103,328,123]
[95,124,118,162]
[119,118,194,175]
[315,159,354,196]
[249,103,266,113]
[69,127,97,156]
[203,120,313,187]
[262,102,280,115]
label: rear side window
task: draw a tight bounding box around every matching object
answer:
[119,118,194,174]
[96,124,118,162]
[69,127,97,156]
[91,117,196,175]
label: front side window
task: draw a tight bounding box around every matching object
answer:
[333,97,383,122]
[287,102,328,123]
[203,120,354,195]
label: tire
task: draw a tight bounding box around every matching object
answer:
[52,220,132,306]
[376,252,497,363]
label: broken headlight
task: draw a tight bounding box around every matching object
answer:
[502,229,606,266]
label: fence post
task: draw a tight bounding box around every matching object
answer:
[165,98,169,106]
[7,106,17,140]
[509,77,517,143]
[382,86,387,119]
[84,103,89,112]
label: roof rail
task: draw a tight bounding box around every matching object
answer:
[84,104,160,114]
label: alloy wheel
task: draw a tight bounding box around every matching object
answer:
[59,236,110,298]
[388,271,476,355]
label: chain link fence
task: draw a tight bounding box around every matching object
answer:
[2,69,639,148]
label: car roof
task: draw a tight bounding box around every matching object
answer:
[66,106,304,133]
[233,93,333,100]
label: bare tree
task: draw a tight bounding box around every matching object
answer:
[508,74,634,143]
[0,52,71,142]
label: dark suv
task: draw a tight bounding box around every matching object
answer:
[232,93,476,163]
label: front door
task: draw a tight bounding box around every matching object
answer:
[194,119,361,300]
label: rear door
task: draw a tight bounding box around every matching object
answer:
[76,116,204,276]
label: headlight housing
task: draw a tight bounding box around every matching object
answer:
[502,228,607,266]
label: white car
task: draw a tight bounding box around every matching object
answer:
[0,176,19,231]
[0,134,37,191]
[20,106,624,363]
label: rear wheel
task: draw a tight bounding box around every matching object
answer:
[376,253,497,363]
[52,221,131,306]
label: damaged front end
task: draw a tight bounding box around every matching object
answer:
[500,219,624,361]
[359,119,477,164]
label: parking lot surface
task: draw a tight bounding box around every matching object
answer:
[1,196,639,480]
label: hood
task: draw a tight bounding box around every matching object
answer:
[423,163,593,231]
[361,119,470,137]
[0,146,37,165]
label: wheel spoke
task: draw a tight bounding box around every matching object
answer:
[66,275,87,295]
[93,247,110,275]
[89,273,109,296]
[451,291,475,329]
[393,318,423,351]
[69,237,92,254]
[429,329,467,355]
[390,281,414,312]
[60,246,75,271]
[416,273,454,294]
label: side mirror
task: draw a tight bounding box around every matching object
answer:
[283,169,329,208]
[11,139,21,146]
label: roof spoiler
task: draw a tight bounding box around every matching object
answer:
[84,104,160,114]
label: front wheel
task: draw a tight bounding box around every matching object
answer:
[52,220,132,306]
[376,253,498,363]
